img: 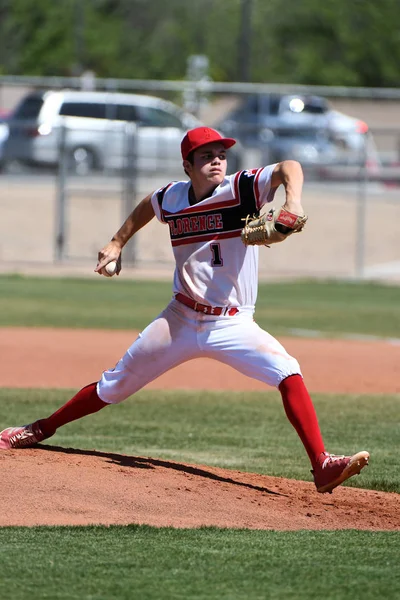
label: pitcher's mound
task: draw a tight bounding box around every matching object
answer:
[1,446,399,530]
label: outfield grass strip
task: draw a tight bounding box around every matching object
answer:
[0,526,399,600]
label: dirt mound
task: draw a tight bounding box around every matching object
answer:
[1,446,399,530]
[1,328,399,530]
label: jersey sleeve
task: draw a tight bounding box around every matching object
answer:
[150,183,173,223]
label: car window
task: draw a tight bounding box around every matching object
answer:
[302,100,327,114]
[12,95,44,119]
[269,95,281,115]
[239,94,281,116]
[116,104,139,122]
[136,106,183,128]
[59,102,107,119]
[275,127,328,139]
[280,96,328,115]
[243,95,260,113]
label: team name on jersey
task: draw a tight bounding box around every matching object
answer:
[168,213,223,236]
[158,170,262,247]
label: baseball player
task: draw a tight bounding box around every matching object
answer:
[0,127,369,494]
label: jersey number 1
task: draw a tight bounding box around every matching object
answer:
[210,243,223,267]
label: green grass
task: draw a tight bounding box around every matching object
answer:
[1,388,398,493]
[1,276,399,599]
[0,526,399,600]
[0,274,173,330]
[0,274,399,337]
[255,279,400,338]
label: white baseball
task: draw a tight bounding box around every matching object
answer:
[101,260,117,277]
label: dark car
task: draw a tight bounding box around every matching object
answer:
[217,94,328,144]
[215,93,368,166]
[263,124,340,166]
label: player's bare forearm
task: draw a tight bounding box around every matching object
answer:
[271,160,304,215]
[112,193,155,248]
[95,193,155,272]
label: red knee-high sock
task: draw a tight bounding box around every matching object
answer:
[38,382,108,437]
[279,374,325,468]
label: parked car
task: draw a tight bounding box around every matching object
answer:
[262,124,340,167]
[215,93,369,165]
[2,90,205,175]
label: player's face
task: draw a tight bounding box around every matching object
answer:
[187,143,228,186]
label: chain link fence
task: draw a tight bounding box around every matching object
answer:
[0,77,399,281]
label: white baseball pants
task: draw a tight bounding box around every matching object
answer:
[97,299,302,404]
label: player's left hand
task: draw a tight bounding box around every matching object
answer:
[241,206,308,246]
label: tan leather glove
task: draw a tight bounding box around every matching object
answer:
[241,207,308,246]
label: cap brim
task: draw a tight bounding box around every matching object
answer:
[221,137,236,150]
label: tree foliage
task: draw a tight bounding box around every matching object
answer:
[0,0,399,86]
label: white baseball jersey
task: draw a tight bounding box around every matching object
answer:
[151,166,277,310]
[97,164,302,405]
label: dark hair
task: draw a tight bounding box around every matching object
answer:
[183,150,194,176]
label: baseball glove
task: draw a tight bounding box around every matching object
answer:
[241,207,308,246]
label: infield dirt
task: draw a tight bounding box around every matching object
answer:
[1,327,399,530]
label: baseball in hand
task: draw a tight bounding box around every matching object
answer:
[101,260,117,277]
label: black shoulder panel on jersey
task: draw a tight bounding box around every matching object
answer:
[156,183,174,222]
[237,170,258,216]
[156,184,172,208]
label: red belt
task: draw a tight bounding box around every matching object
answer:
[175,293,239,316]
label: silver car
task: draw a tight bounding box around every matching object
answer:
[3,89,203,174]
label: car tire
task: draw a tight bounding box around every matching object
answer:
[1,158,28,174]
[68,146,98,175]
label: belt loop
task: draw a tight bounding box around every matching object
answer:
[194,301,198,311]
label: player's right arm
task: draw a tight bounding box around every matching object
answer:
[270,160,304,216]
[95,193,155,273]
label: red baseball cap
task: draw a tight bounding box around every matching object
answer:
[181,127,236,160]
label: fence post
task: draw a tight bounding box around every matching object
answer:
[122,122,138,265]
[355,133,369,279]
[55,124,68,262]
